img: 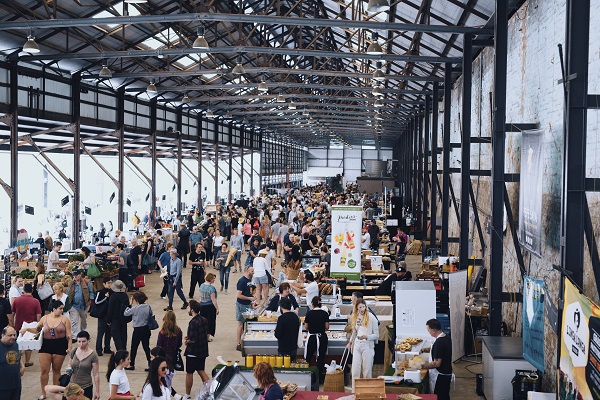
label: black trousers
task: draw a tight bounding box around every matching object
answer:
[434,374,451,400]
[200,303,217,336]
[306,334,328,379]
[160,278,169,298]
[118,268,129,288]
[189,268,205,297]
[111,320,128,352]
[130,326,151,367]
[96,316,111,353]
[178,247,189,268]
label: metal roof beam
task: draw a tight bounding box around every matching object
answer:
[135,84,431,95]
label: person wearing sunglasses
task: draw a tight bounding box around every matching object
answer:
[141,356,170,400]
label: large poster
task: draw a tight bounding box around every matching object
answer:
[523,276,545,372]
[330,206,363,280]
[518,129,544,256]
[559,278,600,400]
[448,270,467,361]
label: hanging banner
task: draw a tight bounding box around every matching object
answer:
[523,276,545,372]
[518,129,543,256]
[559,278,600,400]
[330,206,363,280]
[448,270,467,362]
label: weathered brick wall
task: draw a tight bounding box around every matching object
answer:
[424,0,600,391]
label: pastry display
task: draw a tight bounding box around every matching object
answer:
[395,337,424,352]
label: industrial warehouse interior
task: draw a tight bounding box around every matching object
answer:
[0,1,598,400]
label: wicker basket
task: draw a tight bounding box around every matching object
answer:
[323,369,345,392]
[286,267,300,280]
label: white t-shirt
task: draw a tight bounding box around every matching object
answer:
[305,281,320,308]
[213,235,224,248]
[266,249,275,266]
[8,286,22,302]
[47,250,60,269]
[253,256,268,278]
[141,383,169,400]
[109,369,131,394]
[361,232,371,250]
[271,209,280,221]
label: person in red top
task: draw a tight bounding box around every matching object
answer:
[12,283,42,367]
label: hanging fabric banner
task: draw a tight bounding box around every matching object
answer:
[518,129,544,256]
[523,275,545,372]
[330,206,363,281]
[559,278,600,400]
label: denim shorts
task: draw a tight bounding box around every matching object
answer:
[236,302,250,322]
[253,274,269,285]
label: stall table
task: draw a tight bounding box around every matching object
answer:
[212,364,320,391]
[339,301,393,316]
[383,366,429,394]
[295,391,437,400]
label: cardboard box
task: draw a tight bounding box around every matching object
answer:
[355,378,386,399]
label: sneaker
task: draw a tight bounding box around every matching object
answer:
[236,344,242,352]
[208,335,214,342]
[174,395,184,400]
[161,296,167,300]
[181,302,189,310]
[164,306,173,311]
[124,366,135,371]
[224,290,228,295]
[97,352,103,356]
[189,295,194,299]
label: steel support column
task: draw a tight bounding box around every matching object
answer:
[8,61,18,243]
[214,123,219,204]
[240,127,245,195]
[412,118,418,210]
[431,83,439,247]
[259,130,263,194]
[417,111,423,225]
[489,0,508,336]
[117,88,125,230]
[422,96,430,237]
[459,33,473,269]
[228,123,233,202]
[150,99,157,218]
[441,64,452,255]
[560,0,590,286]
[176,109,183,213]
[197,115,203,210]
[250,129,255,196]
[71,73,81,249]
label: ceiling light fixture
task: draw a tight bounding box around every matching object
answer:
[374,99,383,107]
[375,112,383,120]
[242,117,249,124]
[276,94,286,103]
[372,62,386,81]
[366,0,390,13]
[23,34,40,54]
[366,32,384,55]
[258,80,269,92]
[206,109,215,118]
[303,109,310,116]
[182,93,190,104]
[146,80,158,93]
[289,101,297,110]
[232,56,246,75]
[192,26,210,50]
[226,111,233,119]
[99,61,112,78]
[372,86,384,97]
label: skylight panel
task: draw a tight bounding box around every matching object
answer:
[93,1,141,29]
[140,28,180,50]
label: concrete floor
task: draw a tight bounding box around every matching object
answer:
[20,254,482,399]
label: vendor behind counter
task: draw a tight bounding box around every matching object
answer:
[374,262,412,298]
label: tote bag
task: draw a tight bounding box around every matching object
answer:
[37,282,53,300]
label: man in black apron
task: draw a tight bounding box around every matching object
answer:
[421,318,453,400]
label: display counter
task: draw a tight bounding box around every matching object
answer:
[211,364,319,391]
[294,391,437,400]
[382,366,429,395]
[242,320,349,357]
[339,300,393,316]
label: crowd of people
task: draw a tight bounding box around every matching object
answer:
[0,183,452,400]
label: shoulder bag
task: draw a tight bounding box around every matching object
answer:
[37,281,53,300]
[174,349,185,371]
[147,308,159,330]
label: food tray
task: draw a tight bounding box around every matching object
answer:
[394,336,427,354]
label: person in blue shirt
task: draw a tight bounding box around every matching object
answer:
[165,249,188,312]
[158,243,174,299]
[67,269,94,342]
[189,226,204,248]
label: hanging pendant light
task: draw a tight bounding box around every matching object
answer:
[372,62,386,81]
[232,56,246,75]
[289,101,297,110]
[258,80,269,92]
[192,26,210,50]
[303,108,310,116]
[242,117,249,124]
[372,86,384,97]
[375,112,383,120]
[226,111,233,119]
[99,61,112,78]
[366,0,390,13]
[23,35,40,54]
[182,93,190,104]
[366,32,384,55]
[374,99,383,108]
[146,80,158,93]
[206,109,215,118]
[276,94,286,103]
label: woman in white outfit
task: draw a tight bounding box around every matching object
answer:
[346,299,379,380]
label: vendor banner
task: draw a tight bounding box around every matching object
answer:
[330,206,362,280]
[518,129,543,256]
[523,276,545,372]
[559,278,600,400]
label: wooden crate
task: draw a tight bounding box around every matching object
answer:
[354,378,386,399]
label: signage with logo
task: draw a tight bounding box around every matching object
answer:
[518,129,544,256]
[523,276,545,372]
[330,206,363,280]
[559,278,600,399]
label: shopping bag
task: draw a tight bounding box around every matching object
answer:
[134,275,146,288]
[174,349,184,371]
[87,262,101,279]
[147,312,159,330]
[37,282,54,300]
